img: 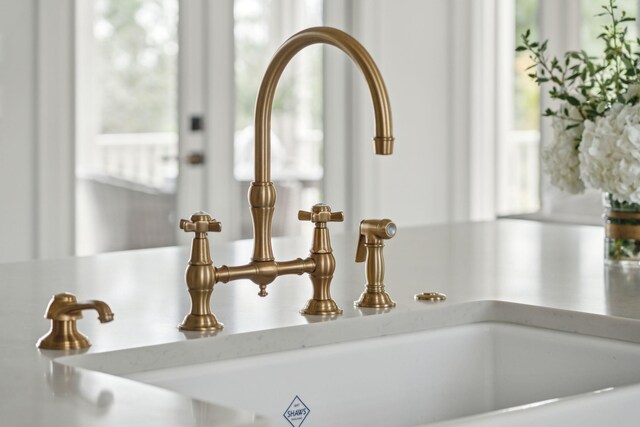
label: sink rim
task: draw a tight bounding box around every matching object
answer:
[126,320,640,426]
[58,300,640,377]
[57,300,640,426]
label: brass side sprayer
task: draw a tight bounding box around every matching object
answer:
[355,219,397,308]
[179,26,394,329]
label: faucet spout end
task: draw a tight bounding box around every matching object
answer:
[373,136,394,155]
[97,309,114,324]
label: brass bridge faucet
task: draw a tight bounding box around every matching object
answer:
[179,26,394,330]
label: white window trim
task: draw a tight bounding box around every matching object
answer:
[448,0,500,222]
[323,0,353,233]
[469,0,499,221]
[497,0,604,225]
[37,0,75,259]
[203,0,240,241]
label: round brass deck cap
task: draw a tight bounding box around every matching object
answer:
[415,292,447,302]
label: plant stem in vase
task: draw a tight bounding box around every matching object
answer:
[604,192,640,265]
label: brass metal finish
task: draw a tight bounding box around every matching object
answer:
[179,212,223,331]
[604,210,640,239]
[299,204,344,315]
[605,223,640,240]
[355,219,397,308]
[37,293,114,350]
[179,27,394,323]
[216,259,315,293]
[415,292,447,302]
[606,210,640,220]
[251,26,394,263]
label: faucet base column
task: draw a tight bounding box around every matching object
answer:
[37,320,91,350]
[179,313,223,331]
[302,298,343,316]
[355,291,396,308]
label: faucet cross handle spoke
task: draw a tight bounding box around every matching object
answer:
[180,211,221,234]
[298,203,344,225]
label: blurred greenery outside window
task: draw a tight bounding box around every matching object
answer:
[504,0,541,216]
[581,0,638,56]
[88,0,179,191]
[95,0,178,134]
[515,0,540,133]
[76,0,179,256]
[507,0,639,217]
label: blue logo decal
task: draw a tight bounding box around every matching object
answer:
[283,395,310,427]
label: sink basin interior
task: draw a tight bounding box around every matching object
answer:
[123,321,640,427]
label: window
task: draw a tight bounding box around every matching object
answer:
[76,0,179,255]
[499,0,541,216]
[501,0,640,221]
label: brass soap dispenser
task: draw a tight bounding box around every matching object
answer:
[37,293,114,350]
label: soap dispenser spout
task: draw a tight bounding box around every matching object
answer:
[37,293,114,350]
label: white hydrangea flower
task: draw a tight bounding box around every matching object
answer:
[542,102,585,194]
[579,102,640,204]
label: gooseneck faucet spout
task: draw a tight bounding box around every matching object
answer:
[178,26,394,327]
[251,26,394,262]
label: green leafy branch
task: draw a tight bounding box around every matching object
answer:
[516,0,640,131]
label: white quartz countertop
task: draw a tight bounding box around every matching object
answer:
[1,220,637,426]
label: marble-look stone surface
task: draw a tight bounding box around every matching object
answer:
[2,220,640,426]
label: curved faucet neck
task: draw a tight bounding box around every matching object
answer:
[253,26,394,183]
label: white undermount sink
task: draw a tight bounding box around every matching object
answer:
[60,301,640,426]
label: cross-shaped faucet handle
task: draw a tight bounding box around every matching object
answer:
[298,203,344,224]
[180,211,222,233]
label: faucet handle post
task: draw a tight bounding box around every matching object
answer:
[355,219,397,309]
[298,204,343,316]
[178,211,223,331]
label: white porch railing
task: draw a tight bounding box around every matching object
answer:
[503,130,540,214]
[94,132,178,192]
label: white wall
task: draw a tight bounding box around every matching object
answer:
[343,0,495,228]
[0,1,37,262]
[369,0,455,226]
[0,0,74,263]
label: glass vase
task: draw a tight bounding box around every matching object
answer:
[604,192,640,266]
